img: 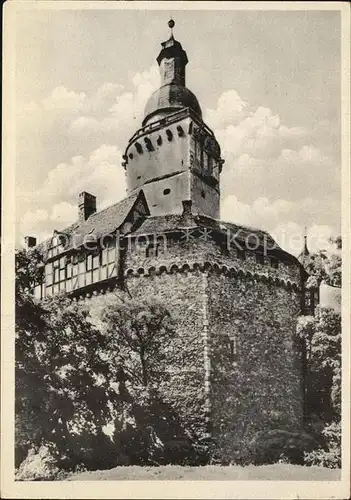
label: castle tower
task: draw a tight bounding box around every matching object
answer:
[31,20,306,464]
[123,20,224,219]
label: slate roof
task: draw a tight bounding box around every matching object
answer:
[35,191,300,266]
[131,212,278,246]
[75,191,141,240]
[36,191,147,256]
[130,212,301,264]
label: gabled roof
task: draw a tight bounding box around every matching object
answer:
[76,190,148,240]
[37,190,149,258]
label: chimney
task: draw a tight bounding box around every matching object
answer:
[25,236,37,249]
[181,200,194,225]
[79,192,96,222]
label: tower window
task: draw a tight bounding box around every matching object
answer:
[177,125,184,137]
[129,153,133,160]
[157,135,162,146]
[135,142,143,154]
[166,129,173,141]
[200,148,204,168]
[144,137,154,152]
[201,190,206,199]
[207,155,213,175]
[163,188,171,195]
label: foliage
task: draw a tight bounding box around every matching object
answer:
[101,299,176,389]
[101,299,205,465]
[304,421,341,468]
[304,236,341,287]
[297,306,341,424]
[15,445,68,481]
[248,429,317,465]
[297,236,341,467]
[15,248,116,471]
[16,248,198,470]
[15,248,44,295]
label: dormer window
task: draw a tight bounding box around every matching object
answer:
[256,253,265,265]
[146,243,159,258]
[270,258,279,269]
[237,248,246,261]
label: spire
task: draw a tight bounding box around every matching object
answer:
[303,226,309,255]
[298,227,310,265]
[143,19,201,125]
[156,19,188,86]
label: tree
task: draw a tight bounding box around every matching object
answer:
[297,236,342,467]
[100,299,197,465]
[304,236,341,288]
[15,248,186,471]
[101,299,176,390]
[15,249,116,471]
[15,248,47,465]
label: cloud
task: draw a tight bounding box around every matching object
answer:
[19,145,127,243]
[221,195,339,256]
[271,222,337,256]
[42,144,127,207]
[221,195,321,232]
[16,65,162,244]
[17,75,340,253]
[205,89,248,129]
[213,104,310,162]
[205,90,339,216]
[42,86,87,112]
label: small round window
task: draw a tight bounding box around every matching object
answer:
[163,188,171,195]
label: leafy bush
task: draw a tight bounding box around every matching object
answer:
[304,421,341,468]
[15,446,67,481]
[248,429,317,465]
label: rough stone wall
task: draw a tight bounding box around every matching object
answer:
[207,272,303,462]
[82,234,304,463]
[124,232,301,289]
[86,270,209,442]
[126,272,208,439]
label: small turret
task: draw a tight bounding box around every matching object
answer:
[298,228,310,267]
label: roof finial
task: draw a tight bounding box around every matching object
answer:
[168,18,175,37]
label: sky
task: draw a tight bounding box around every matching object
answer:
[13,7,341,256]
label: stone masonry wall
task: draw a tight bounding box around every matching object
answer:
[126,272,209,439]
[87,270,209,443]
[207,272,303,462]
[81,233,303,463]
